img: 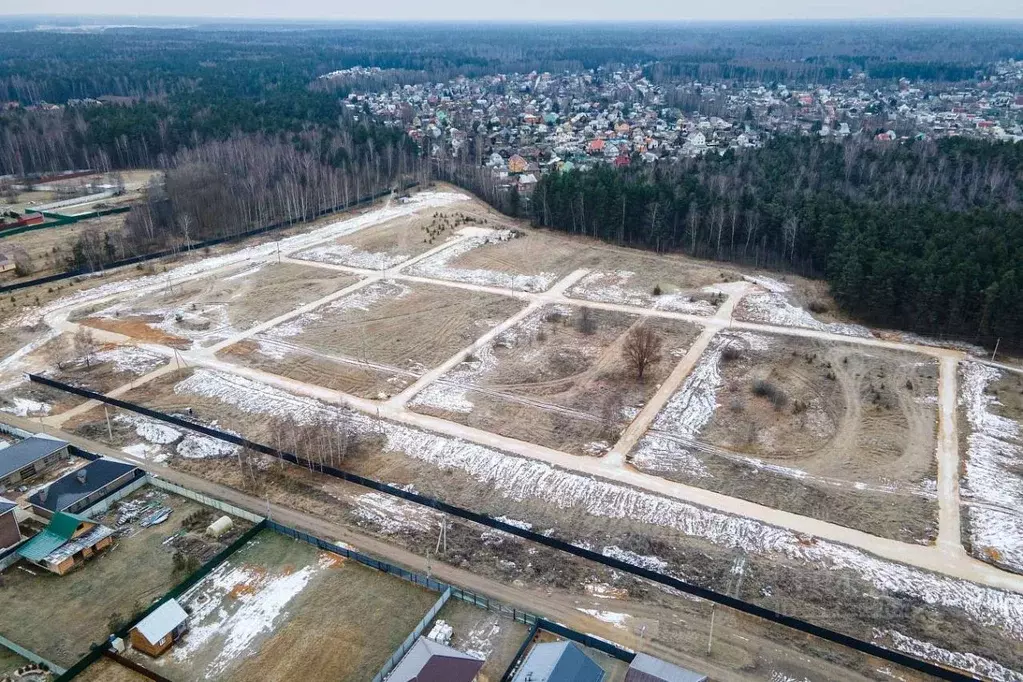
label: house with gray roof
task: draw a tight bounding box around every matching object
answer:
[512,640,605,682]
[28,458,142,518]
[625,653,707,682]
[131,599,190,657]
[0,495,20,550]
[0,435,70,491]
[387,636,484,682]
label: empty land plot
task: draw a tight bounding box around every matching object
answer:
[629,331,941,542]
[219,338,416,399]
[410,305,700,455]
[567,250,743,314]
[431,600,531,682]
[735,272,871,337]
[146,530,439,682]
[0,491,226,667]
[958,361,1023,573]
[73,262,356,349]
[250,279,523,372]
[292,209,458,269]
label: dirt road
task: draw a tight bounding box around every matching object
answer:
[0,411,931,682]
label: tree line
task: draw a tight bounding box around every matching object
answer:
[527,136,1023,348]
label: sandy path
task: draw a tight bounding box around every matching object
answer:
[936,356,964,555]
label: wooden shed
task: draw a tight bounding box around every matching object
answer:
[130,599,189,657]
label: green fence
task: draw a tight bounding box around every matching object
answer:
[55,520,267,681]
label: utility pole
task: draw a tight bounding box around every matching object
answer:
[435,517,447,555]
[708,554,747,655]
[992,338,1000,363]
[104,405,113,440]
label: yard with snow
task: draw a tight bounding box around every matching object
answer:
[143,530,439,682]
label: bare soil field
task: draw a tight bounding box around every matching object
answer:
[566,250,743,314]
[221,338,415,399]
[432,600,531,682]
[410,305,700,455]
[142,529,439,682]
[958,362,1023,573]
[73,262,357,349]
[629,331,940,542]
[256,279,523,371]
[0,489,236,667]
[292,208,468,269]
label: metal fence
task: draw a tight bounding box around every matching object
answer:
[29,374,980,682]
[76,475,152,518]
[149,477,265,524]
[371,588,452,682]
[0,634,67,676]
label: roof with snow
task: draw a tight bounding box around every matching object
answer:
[625,653,707,682]
[0,435,68,480]
[512,641,605,682]
[133,599,189,645]
[28,459,139,513]
[387,636,484,682]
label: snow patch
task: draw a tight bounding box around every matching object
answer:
[577,608,632,629]
[294,242,413,270]
[878,629,1023,682]
[408,229,556,292]
[739,292,872,338]
[0,397,51,417]
[959,362,1023,572]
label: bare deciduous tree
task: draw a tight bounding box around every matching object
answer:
[73,327,97,369]
[622,324,663,381]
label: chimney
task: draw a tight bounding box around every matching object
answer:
[76,469,87,485]
[39,487,47,503]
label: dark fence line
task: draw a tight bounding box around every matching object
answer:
[55,520,267,681]
[101,650,174,682]
[28,374,978,682]
[268,521,449,593]
[68,444,102,462]
[1,183,416,294]
[500,621,540,682]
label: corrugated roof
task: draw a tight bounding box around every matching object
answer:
[513,641,605,682]
[0,436,68,480]
[134,599,188,645]
[28,459,138,513]
[626,653,707,682]
[387,636,484,682]
[17,511,94,562]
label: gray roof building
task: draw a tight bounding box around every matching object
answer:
[625,653,707,682]
[134,599,189,646]
[0,435,69,482]
[28,459,141,516]
[388,636,484,682]
[0,496,15,516]
[512,641,605,682]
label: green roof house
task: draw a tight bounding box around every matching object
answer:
[17,511,115,575]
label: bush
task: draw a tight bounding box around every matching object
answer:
[721,345,742,362]
[652,284,662,296]
[752,379,788,410]
[575,307,596,335]
[808,299,829,314]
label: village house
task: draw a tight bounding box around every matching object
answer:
[388,636,484,682]
[28,458,142,519]
[16,511,115,575]
[624,653,708,682]
[130,599,190,657]
[0,496,20,550]
[0,435,71,492]
[512,640,605,682]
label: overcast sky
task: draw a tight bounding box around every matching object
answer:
[5,0,1023,21]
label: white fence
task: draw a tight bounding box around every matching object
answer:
[0,634,66,675]
[32,190,115,213]
[149,477,265,523]
[77,474,153,518]
[371,587,452,682]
